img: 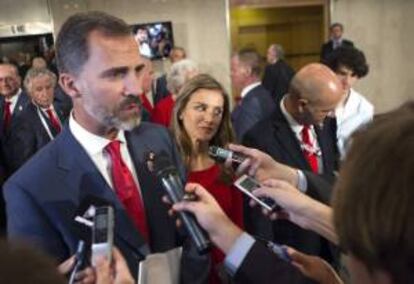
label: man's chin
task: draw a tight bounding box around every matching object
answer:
[116,116,141,131]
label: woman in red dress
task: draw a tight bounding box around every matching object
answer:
[171,74,244,283]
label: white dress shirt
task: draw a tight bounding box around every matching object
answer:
[69,114,141,191]
[335,88,374,159]
[6,88,22,114]
[280,98,323,173]
[240,81,261,99]
[36,104,61,140]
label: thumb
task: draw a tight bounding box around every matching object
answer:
[95,256,112,284]
[57,255,75,275]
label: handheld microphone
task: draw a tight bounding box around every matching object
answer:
[68,240,86,284]
[153,151,211,254]
[208,146,247,165]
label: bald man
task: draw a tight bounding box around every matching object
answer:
[242,63,342,264]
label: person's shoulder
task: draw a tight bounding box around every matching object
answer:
[350,89,374,113]
[4,138,60,191]
[342,39,354,46]
[322,40,332,48]
[130,122,172,144]
[244,112,275,136]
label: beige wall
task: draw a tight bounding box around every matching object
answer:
[331,0,414,113]
[49,0,231,92]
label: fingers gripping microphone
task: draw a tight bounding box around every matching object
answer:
[153,151,211,254]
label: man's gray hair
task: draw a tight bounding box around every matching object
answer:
[166,59,199,95]
[24,68,57,92]
[270,44,285,60]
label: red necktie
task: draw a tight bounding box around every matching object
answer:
[301,125,319,173]
[3,101,11,130]
[46,108,62,133]
[105,140,150,241]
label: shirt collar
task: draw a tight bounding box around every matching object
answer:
[280,97,304,134]
[69,112,126,156]
[5,88,21,104]
[241,82,261,98]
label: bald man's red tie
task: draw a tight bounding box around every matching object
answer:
[301,125,318,173]
[46,108,61,133]
[105,140,149,241]
[3,101,11,131]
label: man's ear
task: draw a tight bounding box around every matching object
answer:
[59,73,81,99]
[297,98,308,113]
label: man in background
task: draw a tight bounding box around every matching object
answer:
[320,23,354,61]
[262,44,295,104]
[4,68,68,174]
[153,46,187,105]
[323,46,373,158]
[231,49,276,142]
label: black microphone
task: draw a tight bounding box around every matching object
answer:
[153,151,211,254]
[68,240,86,284]
[208,146,247,165]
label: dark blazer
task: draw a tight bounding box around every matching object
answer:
[0,90,30,232]
[4,122,208,282]
[3,102,69,174]
[235,241,315,284]
[153,74,169,106]
[0,90,30,133]
[262,60,295,104]
[320,39,354,61]
[231,84,276,142]
[242,102,338,259]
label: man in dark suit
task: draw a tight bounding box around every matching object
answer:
[4,68,69,174]
[242,63,342,262]
[231,49,276,142]
[262,44,295,104]
[0,63,30,134]
[0,62,30,233]
[4,12,207,283]
[320,23,354,61]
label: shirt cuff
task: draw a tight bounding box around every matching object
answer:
[224,232,256,276]
[297,170,308,193]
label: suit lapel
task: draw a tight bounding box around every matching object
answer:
[12,91,28,119]
[125,129,178,252]
[315,119,337,173]
[272,110,311,170]
[57,128,150,257]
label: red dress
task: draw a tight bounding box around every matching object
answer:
[151,94,174,128]
[188,164,244,284]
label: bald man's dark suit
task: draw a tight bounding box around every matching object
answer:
[242,103,338,260]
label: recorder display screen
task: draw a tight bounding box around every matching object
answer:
[239,177,259,193]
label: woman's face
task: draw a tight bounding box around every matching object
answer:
[180,88,224,145]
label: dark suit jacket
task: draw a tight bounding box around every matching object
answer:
[235,241,315,284]
[231,84,276,142]
[320,39,354,61]
[242,103,338,259]
[4,122,208,283]
[0,90,30,134]
[262,60,295,104]
[0,90,29,232]
[153,74,169,106]
[3,102,69,174]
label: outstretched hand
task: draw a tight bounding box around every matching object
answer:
[172,183,243,254]
[228,144,299,186]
